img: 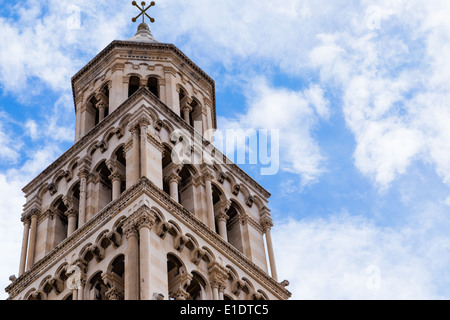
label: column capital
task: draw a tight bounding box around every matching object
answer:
[123,219,139,240]
[108,171,123,183]
[165,172,182,184]
[202,169,214,182]
[65,208,78,219]
[208,262,228,291]
[216,212,229,223]
[135,212,156,231]
[138,116,151,129]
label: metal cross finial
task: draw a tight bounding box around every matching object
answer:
[132,1,155,24]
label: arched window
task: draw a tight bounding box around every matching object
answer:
[186,272,207,300]
[167,253,188,300]
[128,76,141,97]
[95,161,112,211]
[89,272,108,300]
[147,77,159,98]
[52,197,68,247]
[178,165,196,213]
[227,201,244,253]
[189,99,203,130]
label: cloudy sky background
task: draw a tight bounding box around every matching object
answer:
[1,0,450,299]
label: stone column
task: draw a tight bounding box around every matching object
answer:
[126,125,140,187]
[137,212,155,300]
[216,213,229,242]
[97,102,106,122]
[26,211,38,270]
[211,283,219,300]
[165,173,181,203]
[202,169,215,230]
[139,118,150,179]
[109,172,122,201]
[208,262,228,301]
[181,105,192,124]
[124,220,139,300]
[262,216,278,281]
[19,215,30,276]
[66,209,78,237]
[215,201,231,241]
[78,167,89,227]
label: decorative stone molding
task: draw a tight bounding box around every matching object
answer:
[191,247,206,266]
[6,178,291,300]
[208,262,228,292]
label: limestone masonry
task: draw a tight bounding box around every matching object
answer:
[5,21,291,300]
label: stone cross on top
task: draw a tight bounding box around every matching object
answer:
[132,1,156,24]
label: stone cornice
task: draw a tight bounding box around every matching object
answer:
[7,178,290,300]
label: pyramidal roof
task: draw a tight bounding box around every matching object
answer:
[127,22,158,43]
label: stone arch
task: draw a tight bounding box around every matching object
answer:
[128,74,142,97]
[146,75,161,98]
[87,271,108,300]
[187,271,210,300]
[167,253,190,300]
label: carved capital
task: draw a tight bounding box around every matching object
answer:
[165,172,182,184]
[123,219,139,239]
[208,262,228,290]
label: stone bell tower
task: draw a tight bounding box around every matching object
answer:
[5,2,291,300]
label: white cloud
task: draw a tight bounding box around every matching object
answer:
[274,207,450,299]
[218,78,329,185]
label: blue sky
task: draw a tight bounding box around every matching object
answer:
[1,0,450,300]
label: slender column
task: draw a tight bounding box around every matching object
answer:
[216,213,229,242]
[98,102,106,122]
[139,119,150,178]
[218,285,225,300]
[262,217,278,281]
[182,106,192,124]
[212,284,219,300]
[26,211,38,270]
[66,209,78,237]
[137,213,155,300]
[128,126,140,185]
[19,216,30,276]
[109,172,122,201]
[208,262,228,301]
[202,171,215,230]
[124,221,139,300]
[78,169,89,227]
[165,173,181,203]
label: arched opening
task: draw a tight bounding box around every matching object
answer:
[128,76,141,97]
[178,165,196,213]
[186,272,207,300]
[189,99,203,130]
[167,253,189,300]
[114,146,127,195]
[147,77,159,98]
[178,87,188,118]
[95,161,112,212]
[89,272,108,300]
[212,184,224,236]
[162,145,173,196]
[104,255,125,300]
[100,84,110,120]
[227,201,244,253]
[52,197,68,247]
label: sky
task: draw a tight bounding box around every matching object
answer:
[1,0,450,300]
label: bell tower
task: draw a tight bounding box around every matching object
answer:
[6,2,291,301]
